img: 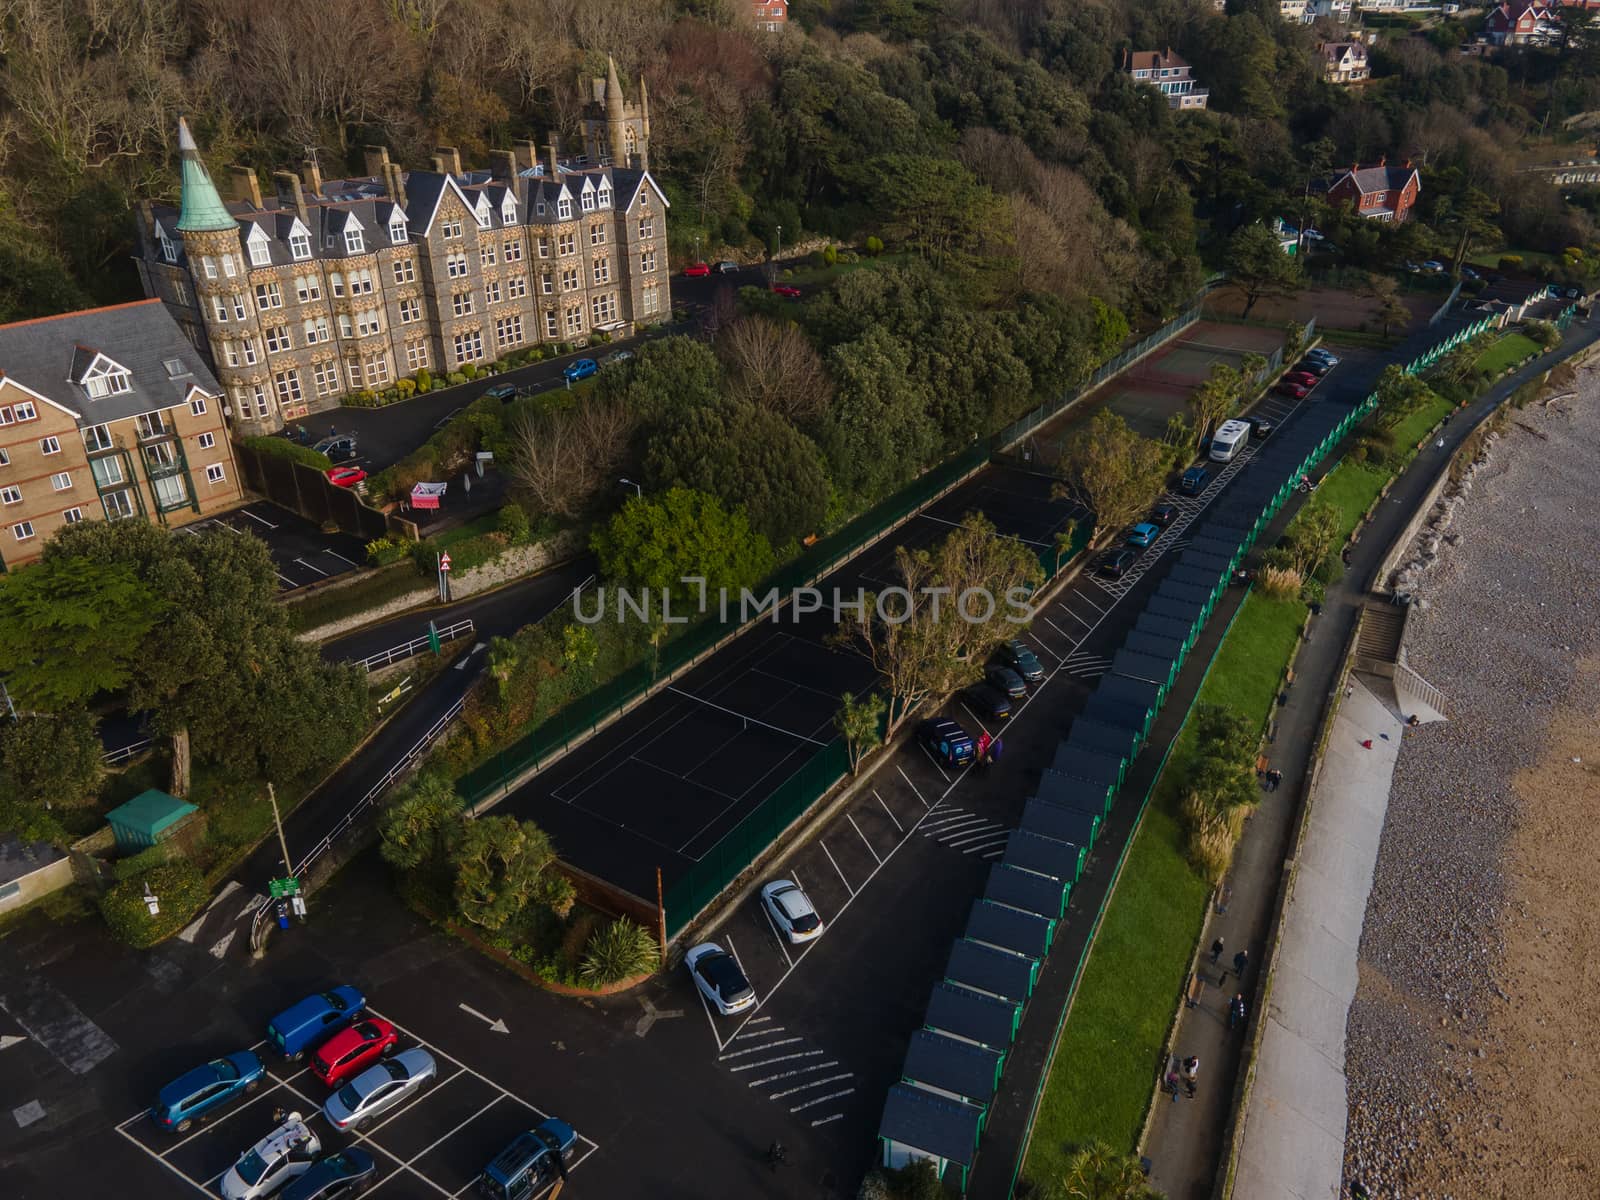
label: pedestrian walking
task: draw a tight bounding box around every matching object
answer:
[765,1141,787,1172]
[1267,768,1282,791]
[988,736,1003,765]
[1233,949,1250,981]
[1165,1068,1184,1103]
[1229,993,1247,1030]
[977,731,992,766]
[1181,1055,1199,1097]
[1210,936,1225,964]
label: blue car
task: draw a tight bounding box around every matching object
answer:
[1179,466,1209,496]
[151,1051,265,1133]
[267,986,366,1061]
[477,1118,580,1199]
[1126,522,1161,549]
[562,358,598,382]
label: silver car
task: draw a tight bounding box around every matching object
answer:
[322,1047,436,1131]
[219,1113,320,1199]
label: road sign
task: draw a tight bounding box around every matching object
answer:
[428,620,441,655]
[269,876,300,899]
[439,553,452,572]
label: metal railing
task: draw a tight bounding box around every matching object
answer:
[101,737,153,766]
[354,619,475,672]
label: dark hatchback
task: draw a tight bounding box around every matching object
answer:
[281,1151,376,1200]
[963,683,1013,722]
[1097,548,1137,578]
[918,718,975,767]
[995,638,1045,683]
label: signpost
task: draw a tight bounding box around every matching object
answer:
[437,552,452,603]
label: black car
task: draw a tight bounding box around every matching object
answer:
[282,1150,376,1200]
[1295,358,1332,377]
[1098,548,1137,578]
[995,638,1045,683]
[481,382,518,401]
[984,665,1027,699]
[312,435,357,462]
[963,683,1013,721]
[1150,502,1179,527]
[1247,416,1274,440]
[917,718,975,767]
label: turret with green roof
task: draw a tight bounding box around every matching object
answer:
[175,117,237,233]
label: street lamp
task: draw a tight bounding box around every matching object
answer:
[772,224,782,285]
[619,478,642,499]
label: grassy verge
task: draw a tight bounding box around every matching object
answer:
[285,565,429,635]
[1022,592,1307,1184]
[1472,333,1541,377]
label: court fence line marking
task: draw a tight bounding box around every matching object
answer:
[665,685,830,746]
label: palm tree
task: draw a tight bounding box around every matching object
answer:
[1050,1141,1163,1200]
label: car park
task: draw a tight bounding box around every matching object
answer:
[917,717,975,767]
[685,943,756,1014]
[962,682,1013,722]
[151,1052,265,1133]
[760,880,825,944]
[322,1047,437,1131]
[1126,522,1161,549]
[219,1113,321,1200]
[1150,501,1179,527]
[985,664,1027,698]
[562,358,598,382]
[280,1150,377,1200]
[1275,380,1309,399]
[1097,547,1137,578]
[312,435,357,462]
[682,261,711,277]
[310,1017,399,1088]
[267,986,366,1061]
[1179,466,1209,495]
[325,466,366,488]
[477,1119,579,1199]
[481,382,518,401]
[599,349,634,367]
[714,260,739,274]
[771,283,802,299]
[995,638,1044,683]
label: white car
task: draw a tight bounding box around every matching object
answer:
[685,942,756,1015]
[761,880,825,945]
[219,1112,320,1199]
[322,1047,436,1131]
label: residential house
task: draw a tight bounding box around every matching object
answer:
[1322,157,1422,222]
[134,58,672,439]
[1320,40,1371,83]
[753,0,788,30]
[1485,0,1561,44]
[1309,0,1356,20]
[1123,49,1210,110]
[0,299,243,568]
[1280,0,1312,23]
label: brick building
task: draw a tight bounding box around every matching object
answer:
[1124,49,1210,110]
[133,59,672,438]
[1485,0,1561,45]
[1322,158,1422,223]
[0,300,242,568]
[754,0,788,30]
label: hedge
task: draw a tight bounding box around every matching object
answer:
[99,861,211,948]
[242,436,333,471]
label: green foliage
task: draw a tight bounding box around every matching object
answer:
[1223,224,1305,319]
[99,861,210,948]
[594,335,725,419]
[578,918,660,985]
[451,815,563,932]
[1056,410,1172,541]
[0,709,104,835]
[416,368,433,391]
[1372,364,1438,432]
[496,503,532,545]
[869,154,992,269]
[378,774,462,873]
[461,363,479,381]
[1048,1141,1163,1200]
[365,535,412,566]
[111,844,172,882]
[834,691,887,774]
[864,235,884,256]
[1499,255,1523,270]
[242,436,334,470]
[591,488,775,612]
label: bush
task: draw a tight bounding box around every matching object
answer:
[1301,576,1327,607]
[416,368,432,391]
[410,530,510,577]
[1499,255,1523,271]
[1257,564,1303,600]
[578,918,660,985]
[112,844,171,882]
[461,363,479,381]
[365,535,412,566]
[446,371,467,386]
[496,504,532,545]
[242,436,333,471]
[395,378,417,399]
[100,861,210,948]
[823,244,838,265]
[865,235,884,256]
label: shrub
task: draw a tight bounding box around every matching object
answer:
[100,861,210,948]
[1524,319,1560,350]
[395,378,416,399]
[242,436,333,471]
[1499,255,1523,271]
[1257,564,1303,600]
[111,844,171,882]
[865,235,884,256]
[446,371,466,386]
[461,363,479,381]
[416,368,432,391]
[823,244,838,265]
[365,535,412,566]
[1301,576,1327,607]
[496,503,532,545]
[578,917,660,985]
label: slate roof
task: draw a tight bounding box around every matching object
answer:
[0,300,220,426]
[1329,162,1420,196]
[879,1083,982,1165]
[0,835,66,888]
[902,1030,1003,1106]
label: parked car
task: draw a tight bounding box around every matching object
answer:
[917,717,975,767]
[994,638,1044,683]
[480,382,518,401]
[1422,260,1445,273]
[963,682,1013,722]
[1247,415,1274,440]
[685,943,756,1015]
[714,261,740,274]
[151,1052,265,1133]
[1126,522,1161,550]
[760,880,825,944]
[280,1151,377,1200]
[1179,466,1209,496]
[312,435,357,462]
[985,664,1027,699]
[1305,347,1339,364]
[1283,370,1318,387]
[219,1113,320,1200]
[326,466,367,488]
[599,349,634,367]
[477,1119,579,1200]
[562,358,598,383]
[682,262,711,277]
[1295,358,1332,377]
[1460,265,1481,282]
[323,1048,436,1131]
[267,986,366,1061]
[1402,261,1422,273]
[1150,501,1179,527]
[310,1018,399,1088]
[1275,381,1309,399]
[771,284,802,299]
[1097,547,1137,578]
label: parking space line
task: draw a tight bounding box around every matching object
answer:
[293,557,329,576]
[159,1084,272,1151]
[819,842,855,895]
[275,572,297,588]
[770,1073,853,1100]
[114,1123,213,1197]
[237,509,278,529]
[734,1025,788,1040]
[846,815,882,865]
[748,1060,839,1087]
[403,1094,504,1165]
[789,1087,854,1113]
[811,1112,846,1127]
[916,742,953,782]
[874,791,904,832]
[324,549,360,567]
[720,1037,802,1060]
[895,765,931,808]
[730,1049,825,1073]
[757,898,795,968]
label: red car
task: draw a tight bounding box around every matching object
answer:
[1283,371,1318,387]
[1275,381,1309,399]
[326,465,367,488]
[771,284,802,299]
[682,262,711,278]
[309,1017,399,1087]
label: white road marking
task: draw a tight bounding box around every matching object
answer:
[896,765,931,808]
[756,899,795,968]
[402,1093,503,1164]
[747,1060,839,1087]
[789,1087,855,1112]
[209,931,236,959]
[945,826,1007,848]
[275,573,296,588]
[735,1026,787,1041]
[730,1049,824,1073]
[293,557,328,577]
[847,815,882,865]
[323,549,360,568]
[237,508,278,529]
[820,842,855,895]
[719,1038,802,1060]
[770,1072,854,1100]
[874,791,904,832]
[811,1112,846,1127]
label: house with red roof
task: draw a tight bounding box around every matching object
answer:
[1322,158,1422,223]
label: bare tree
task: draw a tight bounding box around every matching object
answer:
[718,317,834,423]
[506,397,635,518]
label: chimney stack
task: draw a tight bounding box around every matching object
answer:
[434,146,462,176]
[273,171,308,226]
[545,134,560,179]
[514,139,540,173]
[363,145,391,182]
[229,165,263,209]
[386,162,406,210]
[300,156,323,197]
[489,149,518,184]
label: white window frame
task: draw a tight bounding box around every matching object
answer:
[399,298,421,325]
[486,279,503,305]
[63,508,83,524]
[198,432,216,449]
[597,187,612,209]
[12,521,34,541]
[50,471,72,491]
[389,219,407,244]
[405,341,429,370]
[206,464,226,485]
[1,486,21,505]
[393,257,415,284]
[504,239,524,263]
[581,190,596,213]
[249,240,271,267]
[289,231,311,261]
[557,197,572,220]
[40,435,61,455]
[344,228,365,254]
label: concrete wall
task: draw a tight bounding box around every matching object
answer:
[0,855,75,913]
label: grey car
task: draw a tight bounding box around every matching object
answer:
[322,1048,436,1131]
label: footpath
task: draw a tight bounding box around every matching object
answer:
[1140,311,1600,1200]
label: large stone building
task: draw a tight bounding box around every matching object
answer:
[134,60,672,437]
[0,299,242,568]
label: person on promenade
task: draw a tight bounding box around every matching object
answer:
[1231,949,1250,983]
[1229,993,1247,1030]
[977,731,992,767]
[1210,936,1225,964]
[1181,1055,1199,1097]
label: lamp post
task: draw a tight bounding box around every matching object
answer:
[772,224,782,286]
[619,478,642,499]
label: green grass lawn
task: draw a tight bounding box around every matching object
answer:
[1314,460,1389,541]
[1021,592,1306,1186]
[1472,333,1541,378]
[1388,393,1458,449]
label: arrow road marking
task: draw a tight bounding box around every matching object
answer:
[458,1003,509,1034]
[209,931,236,960]
[634,996,684,1038]
[0,1035,27,1050]
[454,643,487,670]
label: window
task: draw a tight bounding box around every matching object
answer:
[344,228,365,254]
[257,281,283,310]
[590,224,607,246]
[172,278,190,306]
[561,266,580,291]
[591,293,617,325]
[305,316,331,344]
[495,314,523,347]
[557,197,572,219]
[581,190,595,213]
[222,253,237,278]
[597,186,612,209]
[11,521,33,541]
[84,369,132,398]
[642,283,660,315]
[364,356,390,386]
[313,361,341,396]
[274,370,303,405]
[641,248,657,273]
[152,474,187,511]
[135,412,172,440]
[103,490,135,520]
[504,239,523,263]
[251,385,272,419]
[0,486,20,504]
[544,310,558,338]
[349,269,375,295]
[639,217,655,239]
[265,326,292,353]
[480,243,497,267]
[202,255,217,280]
[405,340,429,370]
[558,233,576,256]
[357,310,382,337]
[0,448,7,465]
[399,298,421,325]
[37,434,60,455]
[475,205,491,230]
[91,457,124,489]
[211,295,231,323]
[592,257,610,285]
[337,313,354,339]
[83,424,112,452]
[289,231,311,260]
[190,397,208,416]
[536,198,546,217]
[485,280,502,305]
[507,274,527,300]
[452,291,475,317]
[330,271,345,297]
[50,472,72,491]
[198,432,216,450]
[540,272,554,295]
[63,508,82,524]
[160,234,178,264]
[502,200,516,224]
[564,304,584,336]
[295,274,321,303]
[232,294,248,321]
[13,402,37,422]
[447,254,470,279]
[389,219,407,244]
[239,338,259,366]
[393,257,415,284]
[442,218,463,240]
[536,236,550,258]
[453,330,484,364]
[249,240,271,267]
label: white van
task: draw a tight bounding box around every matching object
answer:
[1209,420,1250,463]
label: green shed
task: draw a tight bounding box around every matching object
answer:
[106,789,199,853]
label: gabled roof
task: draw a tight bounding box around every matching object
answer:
[401,170,478,236]
[1125,48,1193,73]
[1333,162,1421,194]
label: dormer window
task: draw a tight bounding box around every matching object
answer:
[581,189,595,213]
[557,196,572,220]
[249,239,271,267]
[289,230,311,260]
[82,358,133,399]
[536,199,546,217]
[501,199,516,225]
[344,228,365,254]
[389,218,407,244]
[158,229,178,264]
[596,186,612,209]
